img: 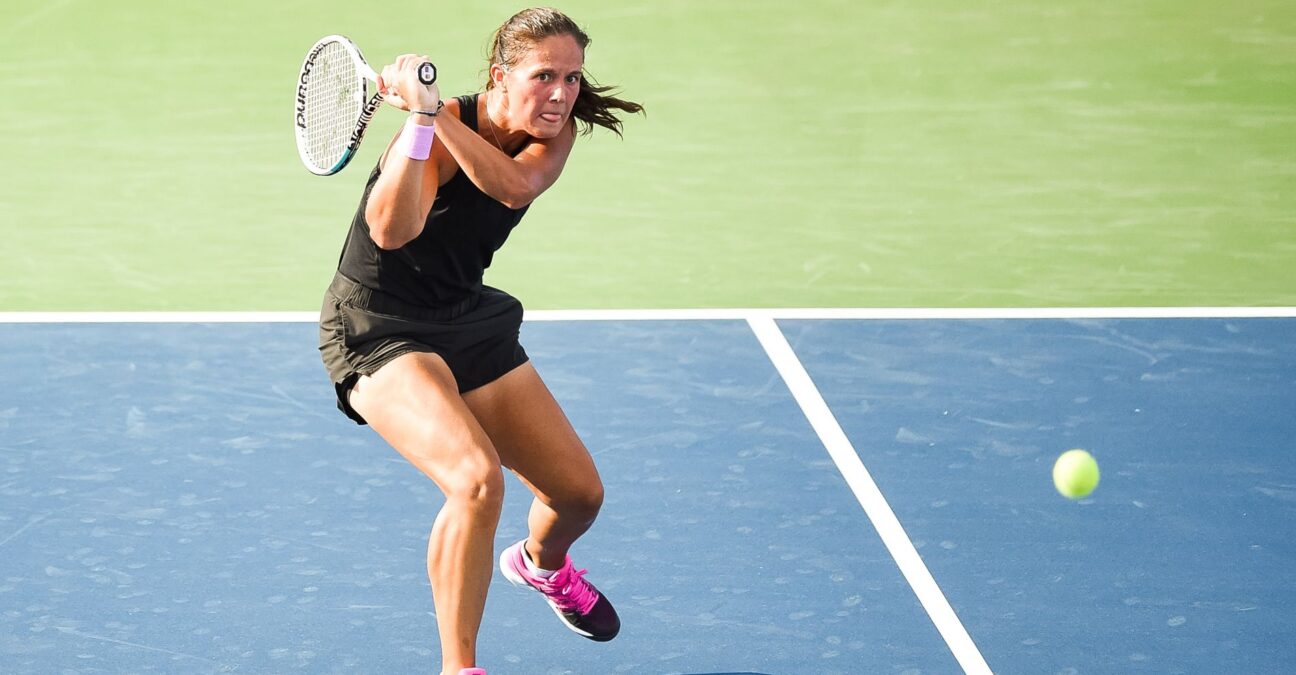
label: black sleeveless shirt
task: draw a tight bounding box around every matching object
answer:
[336,93,530,307]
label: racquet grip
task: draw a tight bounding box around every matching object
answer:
[360,60,435,88]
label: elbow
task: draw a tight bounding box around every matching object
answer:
[498,178,542,211]
[364,206,415,250]
[489,168,541,207]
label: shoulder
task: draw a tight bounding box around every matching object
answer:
[442,96,465,120]
[427,96,471,183]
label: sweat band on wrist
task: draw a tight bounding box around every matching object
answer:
[397,118,436,161]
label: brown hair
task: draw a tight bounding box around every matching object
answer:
[486,7,644,137]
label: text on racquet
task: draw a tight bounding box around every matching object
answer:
[294,35,437,176]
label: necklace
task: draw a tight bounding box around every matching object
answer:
[484,95,505,151]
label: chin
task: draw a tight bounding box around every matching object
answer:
[529,114,568,138]
[530,127,564,139]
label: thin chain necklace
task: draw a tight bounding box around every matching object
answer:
[484,93,505,151]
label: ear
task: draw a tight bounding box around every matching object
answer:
[490,63,508,90]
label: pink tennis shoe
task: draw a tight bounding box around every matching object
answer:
[499,539,620,642]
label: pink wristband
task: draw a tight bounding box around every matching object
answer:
[397,118,435,160]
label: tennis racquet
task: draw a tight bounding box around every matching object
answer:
[294,35,437,176]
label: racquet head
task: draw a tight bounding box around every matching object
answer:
[294,35,384,176]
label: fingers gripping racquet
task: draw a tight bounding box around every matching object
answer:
[294,35,437,176]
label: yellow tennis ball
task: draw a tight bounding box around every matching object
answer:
[1053,449,1100,499]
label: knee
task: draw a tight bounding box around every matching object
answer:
[442,455,505,513]
[557,480,604,524]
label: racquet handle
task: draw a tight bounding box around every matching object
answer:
[360,61,437,87]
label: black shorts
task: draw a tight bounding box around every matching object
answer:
[318,273,529,425]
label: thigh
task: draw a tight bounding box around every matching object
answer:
[463,362,601,501]
[349,351,500,489]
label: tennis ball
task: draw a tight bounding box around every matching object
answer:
[1052,449,1100,499]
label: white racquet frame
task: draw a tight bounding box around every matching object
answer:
[294,35,436,176]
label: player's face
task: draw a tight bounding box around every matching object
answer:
[501,35,584,138]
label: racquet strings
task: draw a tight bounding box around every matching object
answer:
[303,42,365,171]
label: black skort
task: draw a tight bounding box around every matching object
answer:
[318,272,529,425]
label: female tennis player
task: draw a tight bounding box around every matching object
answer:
[317,8,642,675]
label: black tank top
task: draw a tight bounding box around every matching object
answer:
[336,93,529,307]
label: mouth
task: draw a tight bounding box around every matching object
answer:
[539,112,563,124]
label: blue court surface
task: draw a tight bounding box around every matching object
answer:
[2,316,1294,674]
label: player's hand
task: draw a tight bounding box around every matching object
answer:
[378,54,440,113]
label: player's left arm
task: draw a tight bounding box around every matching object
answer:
[433,113,576,210]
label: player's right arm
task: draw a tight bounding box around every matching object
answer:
[363,55,451,250]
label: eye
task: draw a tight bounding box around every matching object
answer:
[565,74,580,84]
[537,73,552,82]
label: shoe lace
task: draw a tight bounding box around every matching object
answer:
[538,561,599,615]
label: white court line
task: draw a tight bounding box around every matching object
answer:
[531,306,1296,321]
[1,306,1294,323]
[747,316,993,675]
[0,312,318,322]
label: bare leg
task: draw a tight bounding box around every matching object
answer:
[465,362,604,570]
[349,352,503,675]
